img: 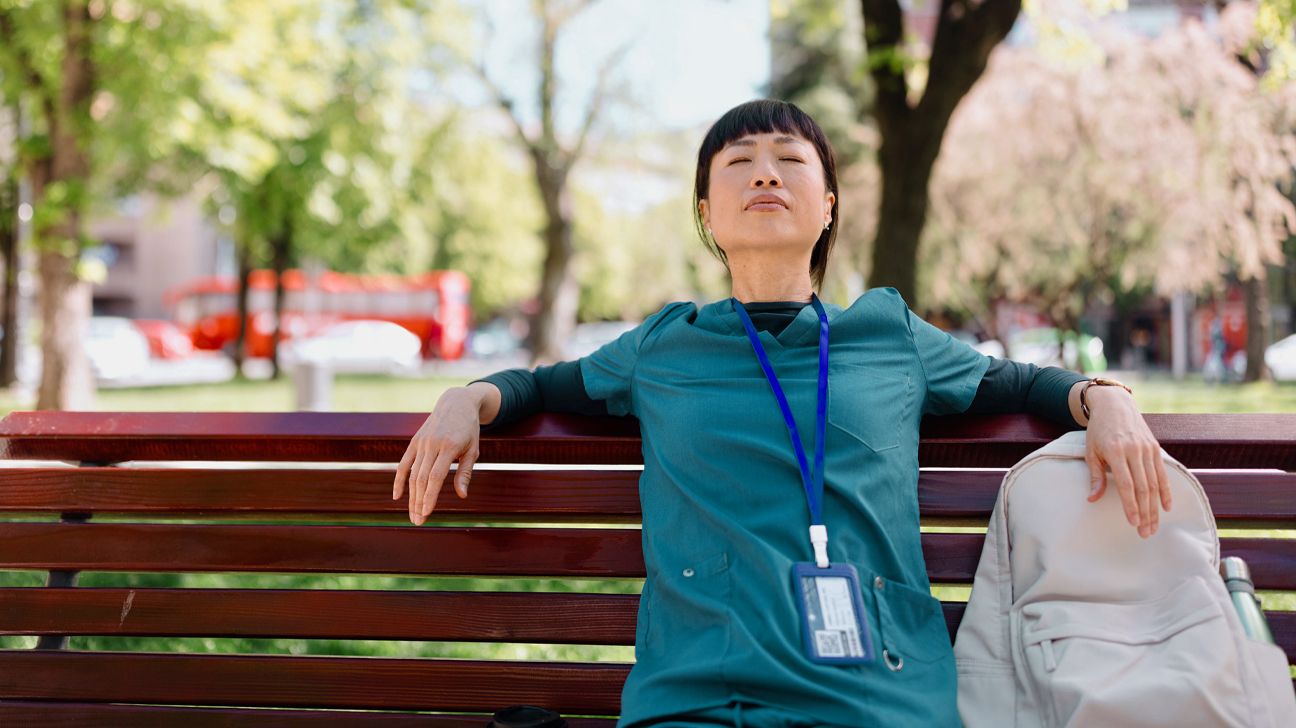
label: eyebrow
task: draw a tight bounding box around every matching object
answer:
[727,135,801,148]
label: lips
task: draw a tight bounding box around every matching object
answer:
[745,194,789,210]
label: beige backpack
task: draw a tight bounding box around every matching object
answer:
[953,430,1296,727]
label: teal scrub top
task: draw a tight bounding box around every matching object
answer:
[580,287,990,728]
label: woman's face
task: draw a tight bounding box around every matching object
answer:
[699,132,835,259]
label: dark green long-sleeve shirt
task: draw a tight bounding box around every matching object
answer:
[475,300,1087,430]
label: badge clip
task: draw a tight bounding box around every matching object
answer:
[809,524,829,568]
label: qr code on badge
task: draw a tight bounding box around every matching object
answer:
[814,630,845,657]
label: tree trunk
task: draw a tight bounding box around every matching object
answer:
[269,222,291,380]
[232,239,252,375]
[1243,272,1272,382]
[1284,237,1295,339]
[529,202,578,364]
[35,249,93,409]
[861,0,1021,307]
[33,0,96,410]
[870,132,941,303]
[527,152,578,364]
[0,175,18,387]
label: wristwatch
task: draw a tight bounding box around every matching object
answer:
[1080,377,1133,421]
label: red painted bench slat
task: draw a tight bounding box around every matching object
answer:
[0,650,629,714]
[2,411,1294,469]
[0,588,641,645]
[0,522,647,577]
[0,467,645,521]
[0,702,618,728]
[4,587,1292,665]
[1,467,1293,524]
[2,523,1294,588]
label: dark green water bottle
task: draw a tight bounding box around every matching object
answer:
[1221,556,1276,644]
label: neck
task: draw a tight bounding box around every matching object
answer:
[728,250,814,304]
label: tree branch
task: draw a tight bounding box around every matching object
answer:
[916,0,1021,125]
[566,41,628,168]
[548,0,599,29]
[467,54,537,156]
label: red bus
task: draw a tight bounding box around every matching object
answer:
[163,269,471,360]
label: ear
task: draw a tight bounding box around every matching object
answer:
[823,191,836,226]
[698,198,710,229]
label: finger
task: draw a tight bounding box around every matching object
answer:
[1141,449,1161,536]
[1154,451,1172,512]
[420,450,456,519]
[455,446,479,499]
[1108,456,1140,531]
[1127,448,1153,538]
[393,447,415,500]
[410,445,436,523]
[1085,450,1106,502]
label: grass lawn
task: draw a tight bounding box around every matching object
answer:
[0,368,1292,416]
[0,373,468,416]
[1123,374,1296,413]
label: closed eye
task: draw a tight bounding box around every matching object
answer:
[727,157,750,165]
[781,157,805,163]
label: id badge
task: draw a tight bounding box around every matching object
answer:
[792,561,875,665]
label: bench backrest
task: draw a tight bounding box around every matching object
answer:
[0,411,1292,725]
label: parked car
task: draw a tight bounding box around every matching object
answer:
[279,319,423,376]
[132,319,196,360]
[1264,334,1296,381]
[950,330,1007,359]
[1002,327,1107,372]
[563,321,638,359]
[469,317,527,359]
[87,316,152,382]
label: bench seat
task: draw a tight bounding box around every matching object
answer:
[0,411,1291,724]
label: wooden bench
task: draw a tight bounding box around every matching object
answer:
[0,410,1292,725]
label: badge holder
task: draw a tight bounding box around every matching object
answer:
[793,560,875,664]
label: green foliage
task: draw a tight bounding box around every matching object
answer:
[398,127,547,318]
[1258,0,1296,87]
[173,1,469,279]
[769,0,873,167]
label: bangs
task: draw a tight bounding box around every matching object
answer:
[696,100,824,170]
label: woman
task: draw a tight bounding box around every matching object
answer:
[393,100,1172,728]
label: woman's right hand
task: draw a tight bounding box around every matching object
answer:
[393,385,487,525]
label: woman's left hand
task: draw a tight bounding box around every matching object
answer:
[1082,386,1172,539]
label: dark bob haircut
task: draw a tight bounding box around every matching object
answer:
[693,99,839,290]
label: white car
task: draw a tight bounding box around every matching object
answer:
[563,321,638,359]
[86,316,152,382]
[280,320,423,376]
[1265,333,1296,381]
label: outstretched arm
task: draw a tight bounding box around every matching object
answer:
[471,359,609,430]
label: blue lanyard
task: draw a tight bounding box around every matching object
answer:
[733,294,831,566]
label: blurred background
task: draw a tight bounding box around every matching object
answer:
[0,0,1294,415]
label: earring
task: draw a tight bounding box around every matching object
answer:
[824,221,831,231]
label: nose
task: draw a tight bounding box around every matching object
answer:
[751,159,781,188]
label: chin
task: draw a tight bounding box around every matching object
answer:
[727,226,819,250]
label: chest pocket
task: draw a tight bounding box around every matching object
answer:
[826,368,912,452]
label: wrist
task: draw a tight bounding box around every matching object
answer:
[463,381,503,424]
[1080,377,1133,421]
